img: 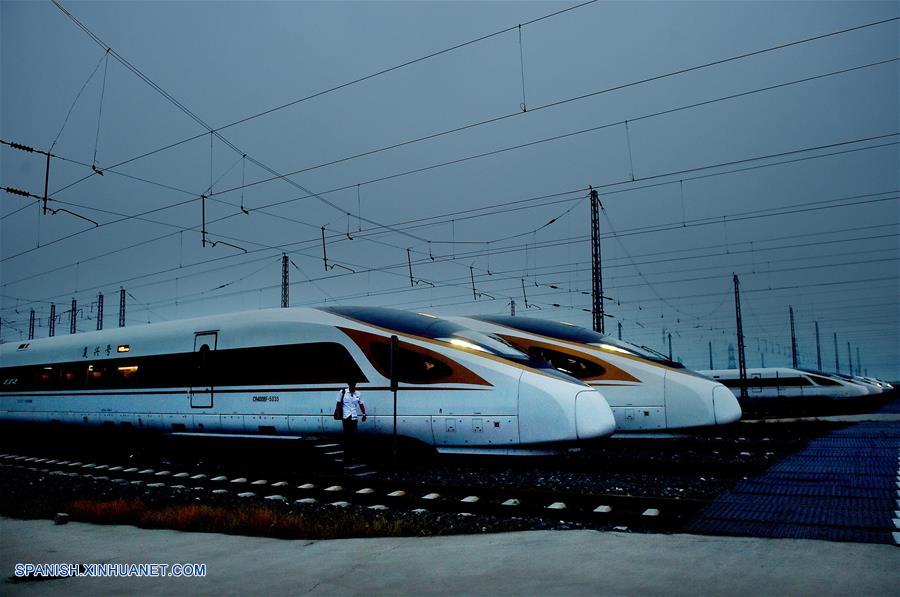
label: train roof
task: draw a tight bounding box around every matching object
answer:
[702,367,820,378]
[1,306,551,374]
[469,315,685,368]
[0,308,342,365]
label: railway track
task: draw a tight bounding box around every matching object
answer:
[3,413,893,542]
[0,450,709,532]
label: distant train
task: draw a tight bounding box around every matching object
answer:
[834,374,888,395]
[700,367,870,401]
[447,315,741,431]
[0,307,617,454]
[857,376,894,392]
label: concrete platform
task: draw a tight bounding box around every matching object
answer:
[2,517,898,596]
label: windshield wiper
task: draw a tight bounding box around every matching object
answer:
[639,345,672,360]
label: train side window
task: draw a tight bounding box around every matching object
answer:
[776,376,813,387]
[36,366,57,387]
[806,373,841,387]
[60,364,87,388]
[216,343,367,386]
[523,346,605,380]
[113,363,141,386]
[143,353,192,388]
[370,342,454,384]
[85,363,112,387]
[192,344,214,387]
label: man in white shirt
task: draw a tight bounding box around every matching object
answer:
[337,381,366,459]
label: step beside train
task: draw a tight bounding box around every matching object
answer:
[0,307,742,454]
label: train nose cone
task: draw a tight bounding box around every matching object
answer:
[575,390,616,439]
[712,385,742,424]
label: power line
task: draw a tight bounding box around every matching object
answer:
[3,184,896,313]
[53,14,898,198]
[208,57,899,199]
[61,243,897,316]
[39,29,897,245]
[12,61,895,266]
[46,0,435,251]
[4,181,895,311]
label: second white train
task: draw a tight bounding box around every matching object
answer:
[448,315,742,431]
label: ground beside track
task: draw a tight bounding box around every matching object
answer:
[1,395,897,544]
[2,517,898,596]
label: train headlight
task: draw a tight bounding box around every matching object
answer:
[445,338,488,352]
[597,343,634,356]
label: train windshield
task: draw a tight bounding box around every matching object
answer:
[797,368,844,386]
[321,306,584,384]
[475,315,685,368]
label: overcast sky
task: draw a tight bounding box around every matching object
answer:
[2,1,898,378]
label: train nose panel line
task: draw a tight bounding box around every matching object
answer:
[713,386,743,425]
[575,390,617,440]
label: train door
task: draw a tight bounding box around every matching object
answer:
[190,331,218,408]
[750,373,762,394]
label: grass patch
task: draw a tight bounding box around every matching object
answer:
[66,497,435,540]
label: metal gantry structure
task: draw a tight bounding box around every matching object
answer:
[96,292,104,331]
[589,188,604,334]
[69,298,77,335]
[733,274,748,400]
[281,254,290,308]
[815,320,822,370]
[789,306,798,368]
[118,288,126,328]
[833,332,839,372]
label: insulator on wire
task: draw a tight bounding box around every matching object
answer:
[8,141,35,153]
[3,187,31,197]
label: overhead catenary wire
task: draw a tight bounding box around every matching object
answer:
[3,183,896,309]
[49,49,108,152]
[12,8,900,364]
[45,0,431,251]
[5,175,896,313]
[149,245,896,315]
[50,13,898,197]
[91,49,110,170]
[203,58,900,200]
[6,217,894,317]
[46,0,602,180]
[17,57,895,273]
[44,0,615,267]
[10,210,895,318]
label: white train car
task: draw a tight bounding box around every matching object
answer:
[859,376,894,391]
[0,307,616,454]
[447,315,741,431]
[838,375,884,395]
[700,367,870,400]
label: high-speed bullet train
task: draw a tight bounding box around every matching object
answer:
[835,374,885,395]
[701,367,870,400]
[0,307,616,454]
[446,315,741,431]
[859,376,894,391]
